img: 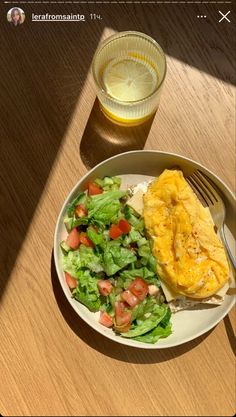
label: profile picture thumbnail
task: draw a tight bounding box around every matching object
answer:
[7,7,25,26]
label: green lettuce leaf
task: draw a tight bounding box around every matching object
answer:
[121,303,168,338]
[131,296,160,322]
[119,268,160,287]
[138,245,151,258]
[103,241,137,276]
[147,254,157,273]
[159,306,172,328]
[87,190,126,225]
[134,304,172,343]
[134,323,172,344]
[63,245,103,275]
[73,270,101,312]
[129,228,142,243]
[79,245,103,273]
[87,227,103,245]
[63,250,81,277]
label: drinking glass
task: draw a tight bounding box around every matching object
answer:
[92,31,167,126]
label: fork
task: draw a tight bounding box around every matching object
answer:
[187,170,236,271]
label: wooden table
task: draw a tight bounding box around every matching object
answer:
[0,2,235,416]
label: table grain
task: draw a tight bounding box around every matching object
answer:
[0,3,235,416]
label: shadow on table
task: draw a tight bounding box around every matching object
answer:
[80,99,155,169]
[0,8,104,302]
[51,251,214,364]
[224,315,236,356]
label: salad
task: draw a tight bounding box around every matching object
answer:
[60,176,172,344]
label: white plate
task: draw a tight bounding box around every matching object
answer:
[54,151,236,349]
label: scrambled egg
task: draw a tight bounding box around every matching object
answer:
[143,169,229,299]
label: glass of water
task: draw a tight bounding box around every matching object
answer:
[92,31,167,126]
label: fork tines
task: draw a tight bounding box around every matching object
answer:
[187,170,222,207]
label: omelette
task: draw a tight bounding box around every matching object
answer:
[143,169,229,299]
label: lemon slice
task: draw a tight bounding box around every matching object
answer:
[102,56,158,102]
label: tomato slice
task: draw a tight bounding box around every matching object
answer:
[121,290,140,307]
[115,302,132,327]
[109,224,123,239]
[75,203,88,218]
[66,228,80,249]
[65,272,77,290]
[128,278,149,301]
[98,280,113,296]
[99,311,113,328]
[79,232,94,248]
[88,182,103,196]
[118,219,131,234]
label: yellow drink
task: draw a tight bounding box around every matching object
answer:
[92,31,166,126]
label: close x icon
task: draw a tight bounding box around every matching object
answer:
[218,10,231,23]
